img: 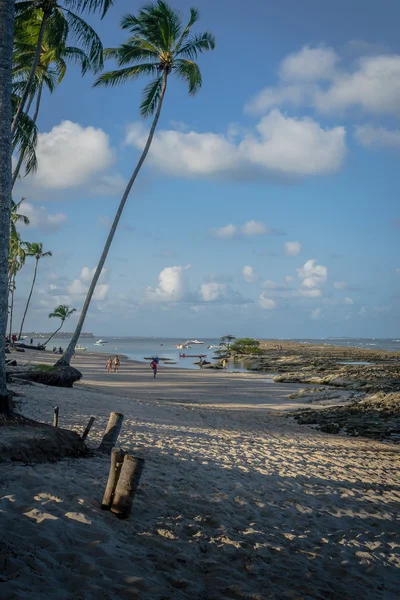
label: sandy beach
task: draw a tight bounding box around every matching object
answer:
[1,350,399,599]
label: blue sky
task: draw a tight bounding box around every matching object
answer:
[13,0,399,338]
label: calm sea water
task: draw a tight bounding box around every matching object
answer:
[39,336,400,371]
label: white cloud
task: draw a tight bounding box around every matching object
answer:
[297,259,327,289]
[354,124,400,148]
[261,280,279,289]
[17,202,67,231]
[242,266,258,283]
[126,109,346,181]
[284,241,301,256]
[259,293,277,310]
[334,281,347,289]
[212,224,237,239]
[285,276,294,282]
[68,266,109,302]
[299,288,322,298]
[145,265,190,302]
[200,282,226,302]
[211,220,280,239]
[344,297,354,305]
[242,220,268,236]
[246,46,400,118]
[29,121,115,189]
[311,308,322,320]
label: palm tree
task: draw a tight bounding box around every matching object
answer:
[11,93,38,183]
[12,9,92,186]
[18,243,52,339]
[57,0,215,367]
[7,231,26,344]
[44,304,76,346]
[10,198,30,236]
[0,0,15,416]
[11,0,112,136]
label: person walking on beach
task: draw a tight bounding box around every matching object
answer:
[113,355,120,374]
[150,358,157,378]
[106,357,112,373]
[222,358,227,371]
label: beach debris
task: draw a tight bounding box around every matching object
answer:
[102,448,125,510]
[98,412,124,454]
[81,416,95,442]
[111,454,145,520]
[53,406,59,428]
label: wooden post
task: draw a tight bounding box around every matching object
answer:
[98,412,124,454]
[81,416,95,442]
[101,448,125,510]
[53,406,59,427]
[111,455,145,520]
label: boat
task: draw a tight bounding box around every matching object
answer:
[175,343,192,349]
[207,345,220,349]
[189,339,204,345]
[179,353,206,358]
[76,345,87,351]
[93,339,107,346]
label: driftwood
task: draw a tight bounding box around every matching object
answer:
[98,412,124,454]
[53,406,59,428]
[81,416,95,441]
[101,448,125,510]
[13,365,82,388]
[111,455,145,520]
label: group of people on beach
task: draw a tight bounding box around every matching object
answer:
[106,355,120,374]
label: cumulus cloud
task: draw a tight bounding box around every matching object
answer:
[297,259,327,289]
[311,308,322,320]
[28,121,115,190]
[200,282,226,302]
[259,293,277,310]
[242,266,258,283]
[284,241,301,256]
[246,46,400,118]
[354,124,400,148]
[68,266,109,301]
[211,220,282,239]
[17,202,67,231]
[126,109,346,181]
[145,265,190,302]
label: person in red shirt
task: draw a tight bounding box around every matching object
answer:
[150,359,157,378]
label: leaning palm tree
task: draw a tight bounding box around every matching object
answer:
[18,243,52,340]
[7,231,26,344]
[12,0,112,136]
[57,1,215,367]
[44,304,76,346]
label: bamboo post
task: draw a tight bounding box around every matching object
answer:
[98,412,124,454]
[111,455,145,520]
[101,448,125,510]
[53,406,59,427]
[81,416,95,441]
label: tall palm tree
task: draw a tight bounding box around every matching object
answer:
[11,92,38,182]
[0,0,15,415]
[44,304,76,346]
[12,9,92,186]
[18,242,52,339]
[7,231,26,344]
[57,1,215,367]
[12,0,112,136]
[10,198,30,236]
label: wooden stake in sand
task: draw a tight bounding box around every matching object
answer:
[111,455,145,520]
[101,448,125,510]
[98,412,124,454]
[81,416,95,442]
[53,406,59,427]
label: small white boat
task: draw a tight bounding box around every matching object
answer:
[93,339,107,346]
[76,345,87,351]
[190,339,204,345]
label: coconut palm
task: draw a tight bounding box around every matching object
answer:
[12,9,92,185]
[11,93,38,182]
[44,304,76,346]
[11,0,112,136]
[0,0,15,415]
[10,197,30,235]
[18,243,52,339]
[7,231,26,344]
[57,1,215,367]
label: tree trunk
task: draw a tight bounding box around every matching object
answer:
[0,0,14,417]
[8,275,15,344]
[12,80,42,189]
[11,10,49,137]
[98,412,124,454]
[44,321,64,346]
[56,72,169,367]
[111,455,145,519]
[101,448,125,510]
[18,257,38,339]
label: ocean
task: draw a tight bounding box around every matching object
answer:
[39,336,400,371]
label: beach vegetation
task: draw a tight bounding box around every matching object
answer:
[230,338,262,355]
[19,243,52,340]
[44,304,76,346]
[57,0,215,367]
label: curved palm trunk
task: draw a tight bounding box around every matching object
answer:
[18,257,38,339]
[0,0,15,415]
[44,320,64,346]
[57,73,169,367]
[12,81,43,189]
[11,10,49,137]
[8,275,15,344]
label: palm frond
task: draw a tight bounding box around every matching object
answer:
[176,31,215,60]
[173,7,199,53]
[64,0,113,19]
[94,63,158,87]
[63,46,90,75]
[173,58,202,95]
[140,75,163,117]
[104,42,158,66]
[63,8,104,72]
[11,94,38,175]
